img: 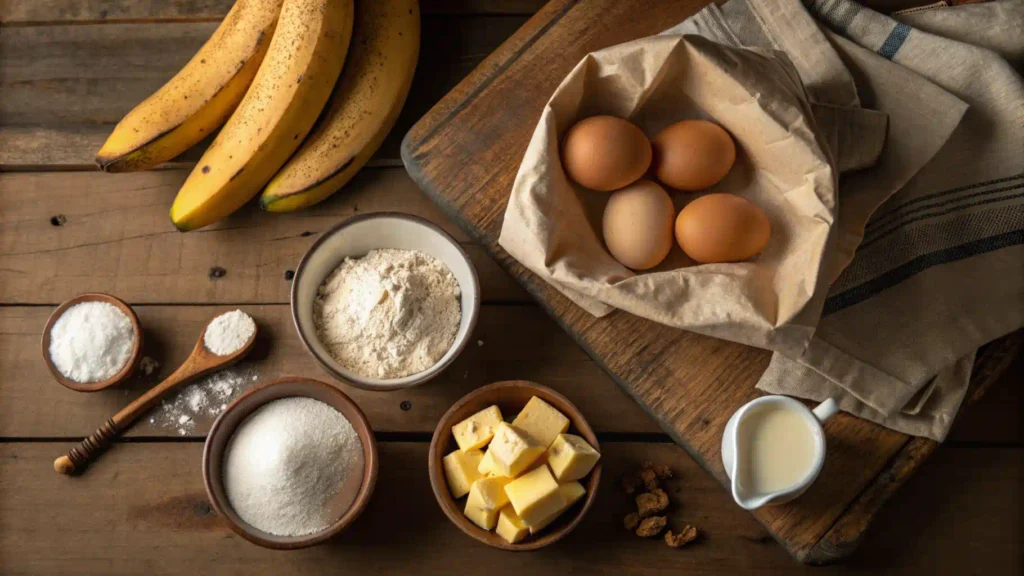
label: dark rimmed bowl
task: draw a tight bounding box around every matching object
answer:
[203,377,378,550]
[428,380,601,551]
[290,212,480,391]
[41,292,144,392]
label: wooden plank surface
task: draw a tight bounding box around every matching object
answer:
[2,442,1019,575]
[399,0,1023,564]
[0,15,528,169]
[0,0,547,23]
[0,169,528,305]
[0,304,660,437]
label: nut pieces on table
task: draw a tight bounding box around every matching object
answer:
[620,461,700,548]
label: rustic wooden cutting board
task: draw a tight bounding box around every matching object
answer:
[401,0,1022,564]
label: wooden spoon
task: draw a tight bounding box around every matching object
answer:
[54,314,258,475]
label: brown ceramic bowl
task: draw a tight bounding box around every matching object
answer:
[428,380,601,551]
[203,377,378,550]
[41,292,144,392]
[290,213,480,391]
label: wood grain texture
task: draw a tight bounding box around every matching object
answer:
[0,0,546,23]
[1,442,1018,575]
[0,15,526,169]
[0,168,528,304]
[0,305,660,437]
[399,0,1021,563]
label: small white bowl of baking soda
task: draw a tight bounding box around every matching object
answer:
[291,213,480,391]
[721,395,839,510]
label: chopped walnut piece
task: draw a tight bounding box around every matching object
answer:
[648,463,673,480]
[636,488,670,517]
[639,468,659,492]
[621,472,642,494]
[623,512,640,531]
[664,525,699,548]
[635,516,667,538]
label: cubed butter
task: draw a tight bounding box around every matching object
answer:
[466,476,512,511]
[442,449,484,499]
[529,481,587,534]
[512,396,570,448]
[546,433,601,481]
[503,465,566,528]
[496,506,529,544]
[487,422,545,477]
[464,502,499,530]
[478,449,507,477]
[452,405,503,452]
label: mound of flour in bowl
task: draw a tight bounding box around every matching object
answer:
[313,249,461,379]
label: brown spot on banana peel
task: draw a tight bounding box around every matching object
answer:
[260,156,355,209]
[95,47,261,173]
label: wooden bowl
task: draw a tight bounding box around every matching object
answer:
[428,380,601,551]
[202,377,379,550]
[40,292,144,392]
[290,212,480,391]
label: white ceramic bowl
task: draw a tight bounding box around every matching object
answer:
[291,213,480,390]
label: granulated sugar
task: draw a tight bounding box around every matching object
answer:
[204,310,256,356]
[148,366,258,435]
[48,301,135,383]
[223,397,363,537]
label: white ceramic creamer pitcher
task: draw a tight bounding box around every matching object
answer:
[721,395,838,510]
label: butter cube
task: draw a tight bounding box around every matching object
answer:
[496,506,529,544]
[487,422,545,478]
[529,481,586,534]
[503,465,566,528]
[546,433,601,481]
[442,449,484,499]
[464,502,499,530]
[466,476,512,511]
[452,405,503,452]
[477,449,507,477]
[512,396,570,448]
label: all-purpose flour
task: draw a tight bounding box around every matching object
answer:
[314,249,461,379]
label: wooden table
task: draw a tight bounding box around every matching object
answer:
[1,2,1020,574]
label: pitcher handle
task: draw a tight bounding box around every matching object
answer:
[812,398,839,422]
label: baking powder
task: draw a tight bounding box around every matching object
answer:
[204,310,256,356]
[48,301,135,383]
[314,249,461,379]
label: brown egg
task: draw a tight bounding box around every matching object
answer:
[652,120,736,191]
[562,115,652,192]
[602,180,675,270]
[675,194,771,263]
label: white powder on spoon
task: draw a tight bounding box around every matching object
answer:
[204,310,256,356]
[48,301,135,383]
[223,397,362,537]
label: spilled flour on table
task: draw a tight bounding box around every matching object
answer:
[148,365,259,435]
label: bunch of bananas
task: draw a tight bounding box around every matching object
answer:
[96,0,420,231]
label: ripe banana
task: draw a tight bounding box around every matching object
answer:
[95,0,284,173]
[259,0,420,212]
[170,0,354,231]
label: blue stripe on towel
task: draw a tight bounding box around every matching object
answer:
[877,23,911,60]
[823,228,1024,315]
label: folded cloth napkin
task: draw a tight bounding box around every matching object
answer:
[674,0,1024,440]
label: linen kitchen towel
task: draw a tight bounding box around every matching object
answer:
[676,0,1024,440]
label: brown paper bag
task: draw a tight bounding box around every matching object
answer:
[499,35,884,357]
